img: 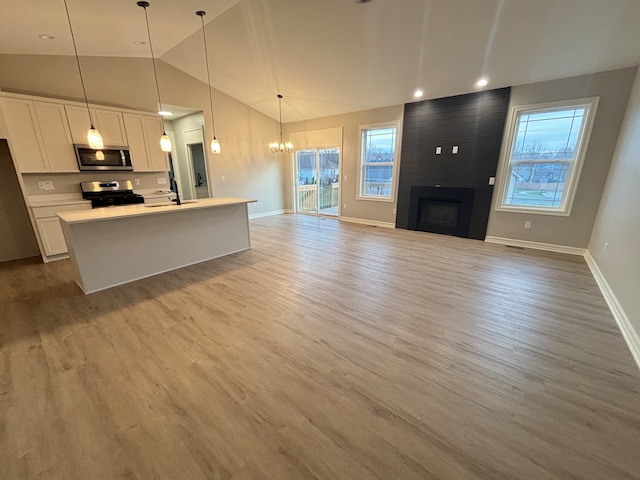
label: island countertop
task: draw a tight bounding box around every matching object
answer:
[57,197,257,224]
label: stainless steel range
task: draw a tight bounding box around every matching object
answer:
[81,181,145,208]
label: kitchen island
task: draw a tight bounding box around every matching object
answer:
[58,197,256,294]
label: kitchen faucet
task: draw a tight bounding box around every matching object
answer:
[170,176,181,205]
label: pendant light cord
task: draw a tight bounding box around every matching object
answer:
[63,0,94,128]
[198,12,217,138]
[278,94,284,143]
[139,3,166,133]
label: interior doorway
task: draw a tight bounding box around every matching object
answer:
[294,148,340,216]
[179,125,210,200]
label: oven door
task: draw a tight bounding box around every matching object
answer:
[75,145,133,171]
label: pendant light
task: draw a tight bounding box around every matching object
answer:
[270,94,293,153]
[137,1,172,153]
[196,11,220,154]
[63,0,103,150]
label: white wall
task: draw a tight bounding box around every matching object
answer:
[588,67,640,352]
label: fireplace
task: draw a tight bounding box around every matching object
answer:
[407,186,475,238]
[418,199,461,235]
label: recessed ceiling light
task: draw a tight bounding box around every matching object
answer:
[414,89,424,98]
[158,111,173,116]
[476,78,489,87]
[38,34,55,40]
[134,40,147,45]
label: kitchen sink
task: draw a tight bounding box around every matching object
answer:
[144,200,198,208]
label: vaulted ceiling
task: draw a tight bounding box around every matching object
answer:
[1,0,640,121]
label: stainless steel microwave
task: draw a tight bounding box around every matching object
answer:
[74,145,133,171]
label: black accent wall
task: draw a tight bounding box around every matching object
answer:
[396,88,511,239]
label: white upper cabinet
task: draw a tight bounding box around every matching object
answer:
[94,109,128,146]
[144,116,169,172]
[0,98,77,173]
[65,105,128,147]
[33,102,78,172]
[122,113,168,172]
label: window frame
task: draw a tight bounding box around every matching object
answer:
[357,121,400,202]
[495,97,599,216]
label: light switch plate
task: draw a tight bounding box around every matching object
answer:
[221,176,225,182]
[436,146,442,155]
[452,145,459,154]
[488,176,495,185]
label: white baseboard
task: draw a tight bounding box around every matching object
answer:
[340,216,395,229]
[484,236,586,256]
[249,209,291,220]
[584,250,640,370]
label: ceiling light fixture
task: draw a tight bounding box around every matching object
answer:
[137,1,171,153]
[196,10,220,154]
[414,89,424,98]
[38,34,55,40]
[62,0,103,150]
[270,94,293,154]
[158,111,173,116]
[134,40,146,45]
[476,77,489,87]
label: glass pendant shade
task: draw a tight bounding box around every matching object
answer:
[87,127,104,149]
[211,137,221,154]
[160,133,172,152]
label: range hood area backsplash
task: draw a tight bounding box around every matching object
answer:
[395,88,511,240]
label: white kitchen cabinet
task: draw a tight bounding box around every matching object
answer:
[66,105,128,146]
[0,98,77,173]
[123,113,168,172]
[94,109,128,146]
[31,202,92,261]
[33,102,78,172]
[144,115,169,171]
[35,217,68,256]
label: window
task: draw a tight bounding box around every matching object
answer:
[497,98,598,215]
[358,122,399,201]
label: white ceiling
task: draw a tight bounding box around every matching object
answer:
[1,0,640,122]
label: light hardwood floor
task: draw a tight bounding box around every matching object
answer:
[1,214,639,479]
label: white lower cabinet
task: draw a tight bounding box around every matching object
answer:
[32,203,92,261]
[35,217,68,256]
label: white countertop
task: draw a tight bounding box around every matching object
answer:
[57,197,257,224]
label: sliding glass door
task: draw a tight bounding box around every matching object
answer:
[295,148,340,216]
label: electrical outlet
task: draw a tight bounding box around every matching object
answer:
[134,178,140,186]
[157,177,167,185]
[343,203,347,209]
[524,221,532,229]
[488,176,495,185]
[37,181,47,190]
[38,180,54,191]
[452,145,459,154]
[392,207,397,214]
[603,242,609,253]
[221,176,225,182]
[436,146,442,155]
[344,174,348,181]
